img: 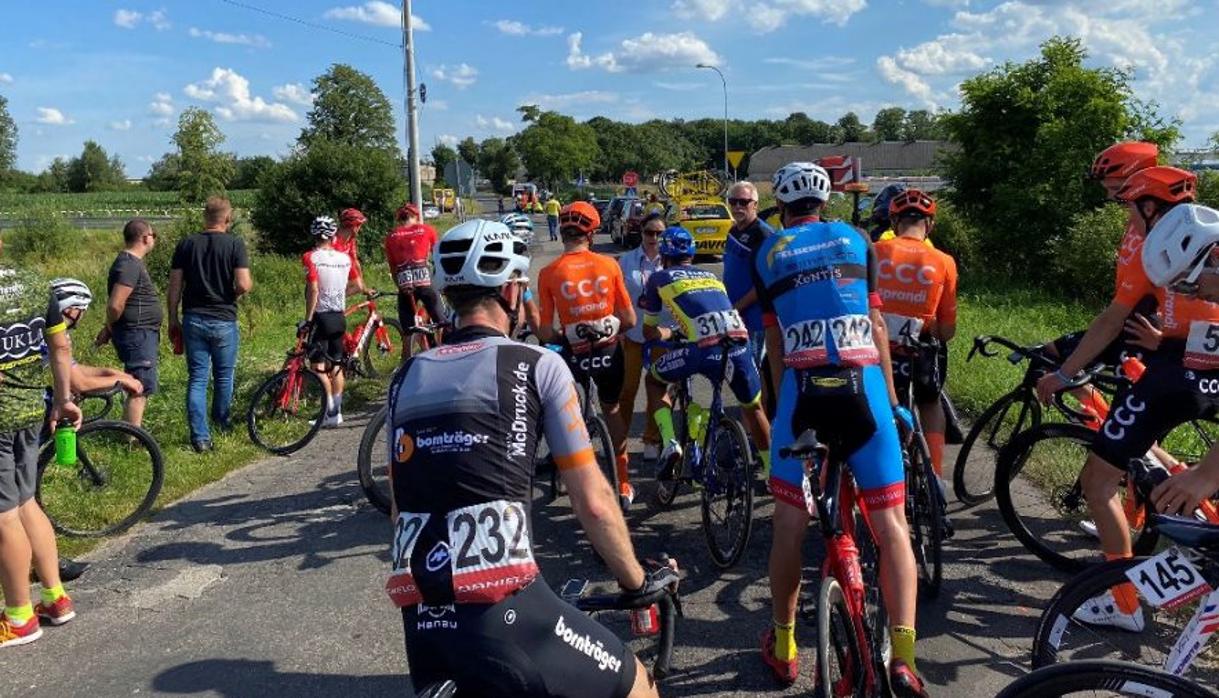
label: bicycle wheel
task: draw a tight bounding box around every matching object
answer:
[999,659,1219,698]
[995,423,1158,574]
[1032,557,1219,682]
[907,434,944,598]
[356,405,392,515]
[856,510,891,696]
[246,368,327,455]
[587,415,618,503]
[701,417,754,569]
[363,317,407,379]
[816,577,864,698]
[954,388,1042,506]
[37,420,164,537]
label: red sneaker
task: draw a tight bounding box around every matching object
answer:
[890,659,930,698]
[35,595,76,626]
[0,614,42,648]
[759,628,798,686]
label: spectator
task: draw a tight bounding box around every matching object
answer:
[644,192,665,217]
[94,219,161,427]
[0,230,83,647]
[544,195,561,241]
[497,196,505,216]
[724,181,775,411]
[167,197,253,453]
[617,213,670,462]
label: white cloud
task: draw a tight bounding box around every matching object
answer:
[114,9,141,28]
[272,83,314,106]
[492,20,564,36]
[437,134,459,146]
[894,35,990,75]
[476,115,516,132]
[671,0,732,21]
[323,2,429,30]
[184,67,299,123]
[763,56,856,71]
[566,31,722,73]
[35,107,74,125]
[0,73,12,84]
[432,63,478,89]
[109,119,133,131]
[653,81,703,91]
[876,56,937,107]
[520,91,620,110]
[745,0,866,31]
[114,8,170,31]
[188,27,271,49]
[426,99,449,111]
[149,92,175,117]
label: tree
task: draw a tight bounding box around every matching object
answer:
[512,110,600,188]
[430,143,457,177]
[517,104,542,123]
[836,112,868,142]
[230,155,276,190]
[38,158,71,193]
[0,95,16,174]
[901,110,946,141]
[144,153,181,191]
[66,141,126,192]
[872,107,907,141]
[477,137,520,194]
[299,64,397,152]
[941,36,1181,277]
[457,137,480,169]
[174,107,235,203]
[783,112,836,145]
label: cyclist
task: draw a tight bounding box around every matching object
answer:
[501,214,542,334]
[386,218,673,698]
[537,202,637,509]
[385,202,447,336]
[752,162,927,695]
[640,227,772,479]
[334,208,373,297]
[1040,166,1200,632]
[301,216,359,427]
[867,182,906,242]
[874,190,957,487]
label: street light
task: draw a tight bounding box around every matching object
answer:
[696,63,729,178]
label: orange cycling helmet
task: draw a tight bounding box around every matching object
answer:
[889,189,937,219]
[1090,141,1158,180]
[1114,166,1197,205]
[558,201,600,236]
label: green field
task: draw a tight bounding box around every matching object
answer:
[0,189,258,214]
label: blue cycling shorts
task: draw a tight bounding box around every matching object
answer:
[649,341,762,408]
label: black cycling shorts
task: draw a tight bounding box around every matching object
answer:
[404,579,636,698]
[1090,349,1219,470]
[565,343,625,406]
[1052,329,1145,371]
[307,311,346,365]
[891,343,947,405]
[399,286,446,332]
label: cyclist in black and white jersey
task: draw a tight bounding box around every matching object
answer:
[385,219,674,698]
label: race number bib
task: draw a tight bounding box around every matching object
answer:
[1125,547,1211,610]
[829,314,878,366]
[446,500,537,604]
[564,315,621,352]
[395,262,432,289]
[385,512,430,608]
[691,309,747,347]
[784,315,878,368]
[882,313,924,348]
[783,319,828,368]
[1185,321,1219,371]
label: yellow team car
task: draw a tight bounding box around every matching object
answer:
[667,197,732,255]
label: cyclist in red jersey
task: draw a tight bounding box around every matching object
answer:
[335,208,373,296]
[385,203,447,334]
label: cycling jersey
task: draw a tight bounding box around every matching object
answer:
[0,267,66,432]
[333,233,361,275]
[538,250,631,349]
[1113,220,1161,320]
[385,223,439,290]
[877,229,935,249]
[639,266,747,348]
[302,247,355,314]
[874,236,957,344]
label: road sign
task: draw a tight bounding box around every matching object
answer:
[622,170,639,187]
[727,150,746,170]
[419,83,427,104]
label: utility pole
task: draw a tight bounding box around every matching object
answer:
[697,63,729,178]
[402,0,423,211]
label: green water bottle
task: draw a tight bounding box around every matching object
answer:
[686,403,708,443]
[54,420,77,466]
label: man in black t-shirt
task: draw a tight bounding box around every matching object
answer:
[167,197,254,452]
[95,218,162,427]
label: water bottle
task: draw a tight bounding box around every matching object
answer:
[686,403,708,443]
[1121,356,1146,382]
[54,420,77,466]
[833,535,864,598]
[630,604,660,637]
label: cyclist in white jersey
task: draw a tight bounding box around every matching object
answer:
[301,216,358,426]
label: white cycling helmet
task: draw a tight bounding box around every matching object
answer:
[434,219,530,292]
[50,278,93,313]
[500,212,533,232]
[1142,204,1219,288]
[310,215,338,238]
[772,161,832,204]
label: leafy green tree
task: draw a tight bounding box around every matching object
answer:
[144,153,181,191]
[836,112,868,143]
[457,137,480,169]
[37,158,71,193]
[783,113,836,144]
[901,110,946,141]
[477,137,520,194]
[299,64,398,152]
[67,141,126,192]
[230,155,276,189]
[174,107,235,203]
[872,107,906,141]
[516,104,542,123]
[0,95,16,175]
[513,110,600,188]
[941,36,1181,277]
[430,143,457,176]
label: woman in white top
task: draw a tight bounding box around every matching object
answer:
[616,213,670,461]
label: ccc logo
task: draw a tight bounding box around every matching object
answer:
[560,276,610,300]
[1199,378,1219,394]
[578,354,612,371]
[1102,394,1147,441]
[878,260,937,285]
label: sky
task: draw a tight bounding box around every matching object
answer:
[2,0,1217,177]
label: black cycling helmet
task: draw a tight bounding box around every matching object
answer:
[870,183,908,224]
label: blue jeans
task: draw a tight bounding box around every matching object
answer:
[547,215,558,240]
[183,313,239,442]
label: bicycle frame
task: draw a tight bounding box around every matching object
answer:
[343,294,394,370]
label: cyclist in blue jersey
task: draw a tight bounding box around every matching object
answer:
[638,227,771,479]
[752,162,927,696]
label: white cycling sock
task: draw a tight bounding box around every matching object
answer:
[333,392,343,415]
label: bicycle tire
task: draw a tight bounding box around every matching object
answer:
[999,659,1219,698]
[586,415,619,506]
[995,422,1158,574]
[701,417,754,569]
[815,577,864,698]
[246,368,327,455]
[356,405,392,515]
[363,317,407,378]
[856,508,892,696]
[908,434,944,598]
[36,420,164,537]
[954,388,1042,506]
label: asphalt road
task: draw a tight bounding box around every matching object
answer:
[13,226,1066,697]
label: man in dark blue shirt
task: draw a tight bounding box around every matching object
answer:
[724,181,774,411]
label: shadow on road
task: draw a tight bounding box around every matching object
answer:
[154,659,410,697]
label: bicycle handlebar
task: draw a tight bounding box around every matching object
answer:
[968,335,1053,365]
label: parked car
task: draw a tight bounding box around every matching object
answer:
[667,197,732,256]
[590,197,610,218]
[602,195,638,241]
[613,200,649,249]
[422,204,441,220]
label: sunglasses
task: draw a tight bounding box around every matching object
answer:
[643,228,664,237]
[728,197,756,207]
[1169,244,1216,295]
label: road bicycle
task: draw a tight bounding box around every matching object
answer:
[36,383,164,537]
[645,334,757,569]
[246,291,404,455]
[395,285,447,359]
[997,659,1217,698]
[781,429,890,697]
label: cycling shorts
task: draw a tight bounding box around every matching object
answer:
[770,364,905,512]
[891,343,947,405]
[649,340,762,408]
[1090,347,1219,470]
[1052,329,1146,371]
[564,342,625,406]
[398,286,445,333]
[404,579,636,698]
[307,311,346,365]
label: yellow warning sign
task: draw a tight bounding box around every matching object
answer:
[727,150,746,169]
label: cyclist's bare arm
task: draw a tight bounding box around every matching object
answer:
[642,316,668,342]
[71,364,141,395]
[871,307,900,407]
[47,328,82,428]
[562,464,645,590]
[1058,301,1133,377]
[304,280,319,321]
[765,324,784,395]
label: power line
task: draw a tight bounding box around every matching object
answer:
[216,0,402,48]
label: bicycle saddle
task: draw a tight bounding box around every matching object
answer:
[780,429,826,459]
[1151,514,1219,557]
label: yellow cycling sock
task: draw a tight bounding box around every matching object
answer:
[4,603,34,625]
[758,449,772,479]
[40,584,66,605]
[891,625,917,671]
[654,407,676,444]
[773,621,797,661]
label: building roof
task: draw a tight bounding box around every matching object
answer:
[748,141,957,180]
